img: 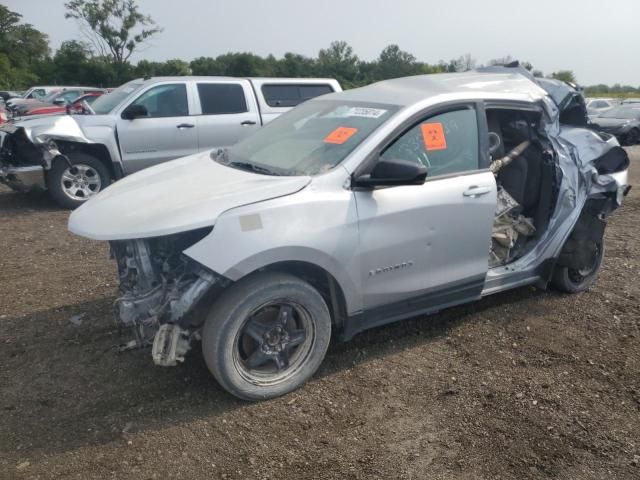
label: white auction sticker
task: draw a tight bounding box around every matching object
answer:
[346,107,387,118]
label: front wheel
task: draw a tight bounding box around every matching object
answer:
[46,153,111,209]
[551,241,604,293]
[202,272,332,401]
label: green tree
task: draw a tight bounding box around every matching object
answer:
[273,52,316,78]
[189,56,222,76]
[550,70,576,83]
[50,40,92,84]
[0,5,49,88]
[64,0,162,65]
[157,59,191,76]
[0,5,21,38]
[213,52,274,77]
[85,56,130,86]
[317,41,359,87]
[376,44,420,80]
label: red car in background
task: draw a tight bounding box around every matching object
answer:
[0,105,7,125]
[25,92,105,116]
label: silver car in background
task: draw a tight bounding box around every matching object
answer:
[69,67,630,401]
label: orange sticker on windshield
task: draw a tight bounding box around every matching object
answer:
[324,127,358,144]
[421,122,447,151]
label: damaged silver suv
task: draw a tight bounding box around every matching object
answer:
[69,67,630,401]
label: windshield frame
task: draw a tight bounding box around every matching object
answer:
[219,99,400,177]
[91,80,145,115]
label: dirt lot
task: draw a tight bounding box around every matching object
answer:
[1,148,639,480]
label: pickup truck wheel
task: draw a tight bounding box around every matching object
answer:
[551,241,604,293]
[202,272,331,401]
[46,153,111,209]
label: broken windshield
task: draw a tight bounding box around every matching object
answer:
[220,100,399,176]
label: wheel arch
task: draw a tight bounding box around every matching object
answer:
[236,260,350,334]
[54,141,123,180]
[552,195,613,274]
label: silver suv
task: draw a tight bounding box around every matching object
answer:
[69,67,630,401]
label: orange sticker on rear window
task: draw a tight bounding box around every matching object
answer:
[420,122,447,151]
[324,127,358,144]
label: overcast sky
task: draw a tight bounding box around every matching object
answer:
[6,0,639,86]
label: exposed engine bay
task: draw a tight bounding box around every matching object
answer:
[110,227,228,365]
[488,109,558,267]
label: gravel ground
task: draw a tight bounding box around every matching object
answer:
[1,147,639,480]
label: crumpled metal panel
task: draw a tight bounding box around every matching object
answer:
[1,115,91,147]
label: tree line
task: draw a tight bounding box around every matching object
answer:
[1,1,637,97]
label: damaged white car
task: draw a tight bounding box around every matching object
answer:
[68,67,630,401]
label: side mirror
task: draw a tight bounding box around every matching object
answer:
[353,157,427,188]
[121,104,148,120]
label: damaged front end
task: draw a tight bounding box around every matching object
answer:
[0,116,88,192]
[111,227,228,366]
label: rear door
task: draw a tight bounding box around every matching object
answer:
[193,80,260,152]
[116,81,198,174]
[355,104,496,313]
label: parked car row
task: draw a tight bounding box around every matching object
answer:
[0,76,341,208]
[590,105,640,146]
[4,86,106,117]
[586,97,640,145]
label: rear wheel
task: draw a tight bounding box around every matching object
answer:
[202,272,331,401]
[551,241,604,293]
[46,153,111,209]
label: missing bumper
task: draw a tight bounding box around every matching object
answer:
[111,229,225,360]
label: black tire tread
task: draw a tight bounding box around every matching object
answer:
[201,271,331,401]
[551,242,604,293]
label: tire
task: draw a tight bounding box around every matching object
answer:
[46,153,111,209]
[551,241,604,293]
[202,272,331,401]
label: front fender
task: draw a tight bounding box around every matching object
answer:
[183,174,363,314]
[218,245,362,314]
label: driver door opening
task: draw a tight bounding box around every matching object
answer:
[485,106,559,267]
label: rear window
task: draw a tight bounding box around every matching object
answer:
[261,84,334,107]
[197,83,248,115]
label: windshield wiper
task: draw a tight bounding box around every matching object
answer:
[210,149,280,176]
[210,148,228,163]
[228,161,280,176]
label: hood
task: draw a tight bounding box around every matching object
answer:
[68,151,311,240]
[0,114,91,144]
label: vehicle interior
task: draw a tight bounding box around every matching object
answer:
[486,107,559,267]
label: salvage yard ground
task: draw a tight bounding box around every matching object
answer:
[1,147,639,480]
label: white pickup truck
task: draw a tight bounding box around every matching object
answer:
[0,76,341,208]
